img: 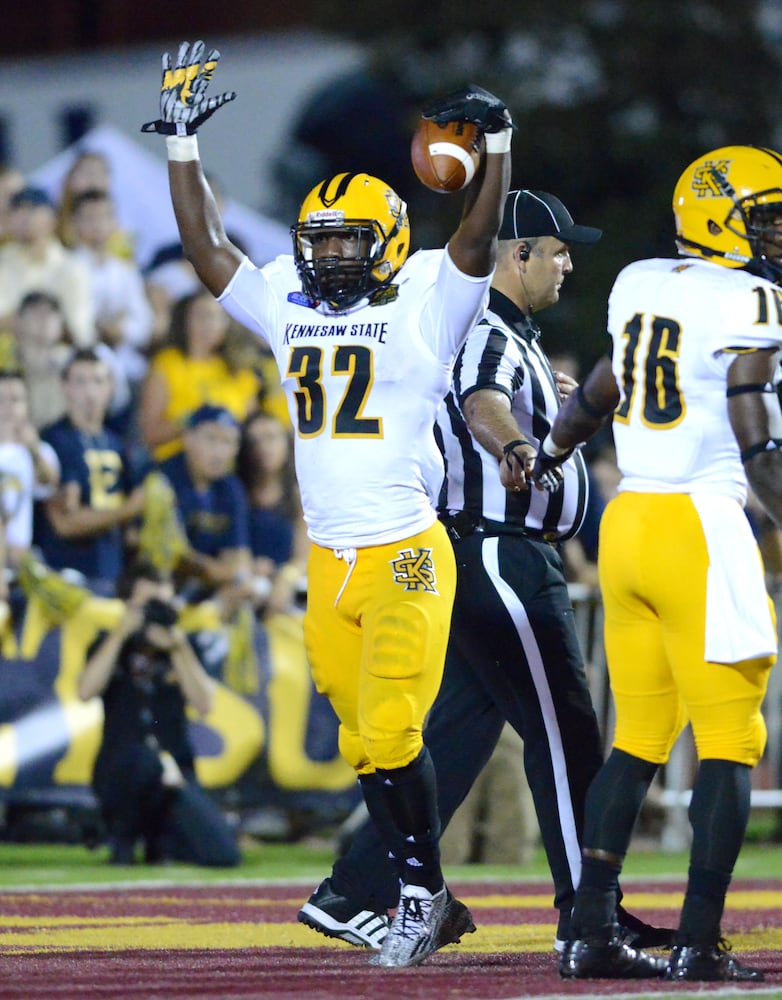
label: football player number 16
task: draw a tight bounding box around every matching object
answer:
[614,312,685,430]
[615,289,782,431]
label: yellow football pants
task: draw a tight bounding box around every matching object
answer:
[304,519,456,774]
[598,492,774,766]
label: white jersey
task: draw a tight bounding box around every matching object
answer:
[0,440,59,550]
[220,250,491,548]
[608,257,782,503]
[0,443,34,549]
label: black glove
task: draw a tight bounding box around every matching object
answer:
[422,85,512,133]
[141,40,236,136]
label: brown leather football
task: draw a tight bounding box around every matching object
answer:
[410,118,484,193]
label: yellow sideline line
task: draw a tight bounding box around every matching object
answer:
[1,922,781,955]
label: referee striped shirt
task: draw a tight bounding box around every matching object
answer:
[436,288,589,541]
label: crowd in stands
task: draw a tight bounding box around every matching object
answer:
[0,152,305,627]
[0,152,311,864]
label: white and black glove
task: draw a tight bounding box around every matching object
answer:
[141,40,236,136]
[532,435,572,493]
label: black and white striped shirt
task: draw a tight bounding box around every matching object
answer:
[436,288,589,541]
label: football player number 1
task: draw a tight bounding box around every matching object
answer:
[286,344,383,438]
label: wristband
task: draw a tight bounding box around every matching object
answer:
[502,437,532,456]
[166,134,200,162]
[541,433,570,458]
[485,129,512,154]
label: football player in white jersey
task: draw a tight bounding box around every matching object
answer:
[533,145,782,983]
[142,41,511,966]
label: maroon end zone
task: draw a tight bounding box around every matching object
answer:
[0,879,778,999]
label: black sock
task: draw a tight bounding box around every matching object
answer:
[374,747,443,894]
[583,748,658,852]
[330,772,406,911]
[678,759,751,945]
[570,749,657,941]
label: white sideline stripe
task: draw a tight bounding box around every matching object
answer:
[482,538,582,889]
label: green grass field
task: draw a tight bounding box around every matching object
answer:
[0,834,779,889]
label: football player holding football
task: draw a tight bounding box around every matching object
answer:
[534,145,782,982]
[143,41,512,967]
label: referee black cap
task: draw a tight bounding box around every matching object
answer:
[499,189,602,244]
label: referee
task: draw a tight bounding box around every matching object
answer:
[300,190,673,953]
[433,189,604,945]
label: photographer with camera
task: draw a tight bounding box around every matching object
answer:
[78,558,240,866]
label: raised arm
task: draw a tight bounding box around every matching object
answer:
[421,86,513,277]
[532,355,619,490]
[142,40,244,297]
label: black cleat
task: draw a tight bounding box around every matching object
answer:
[435,892,476,949]
[616,904,677,949]
[298,878,390,949]
[560,935,669,979]
[668,941,765,982]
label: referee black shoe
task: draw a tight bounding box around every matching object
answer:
[559,933,668,979]
[667,940,765,982]
[616,903,677,949]
[298,878,475,952]
[555,905,676,954]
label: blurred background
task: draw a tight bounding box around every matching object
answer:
[2,0,781,365]
[2,0,782,860]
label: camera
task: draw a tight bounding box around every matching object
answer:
[141,596,179,628]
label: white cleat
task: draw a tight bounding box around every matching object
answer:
[371,884,447,967]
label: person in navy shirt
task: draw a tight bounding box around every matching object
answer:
[36,348,145,588]
[158,404,251,598]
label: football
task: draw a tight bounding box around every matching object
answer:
[410,119,484,194]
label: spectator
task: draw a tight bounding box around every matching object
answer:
[56,150,134,260]
[0,370,59,569]
[0,186,95,346]
[236,411,308,616]
[12,290,131,435]
[0,164,25,247]
[78,557,240,867]
[12,290,73,431]
[70,188,154,392]
[158,403,251,600]
[35,348,145,589]
[138,288,261,461]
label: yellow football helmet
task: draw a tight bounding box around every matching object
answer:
[673,145,782,280]
[291,172,410,311]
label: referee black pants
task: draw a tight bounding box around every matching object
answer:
[332,531,604,921]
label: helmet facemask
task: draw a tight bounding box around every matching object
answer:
[292,218,391,311]
[736,198,782,282]
[291,173,410,313]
